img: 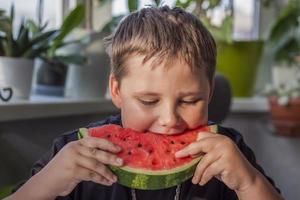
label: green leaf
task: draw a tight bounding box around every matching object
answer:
[267,0,300,62]
[153,0,161,6]
[0,9,5,16]
[51,4,85,52]
[10,4,14,23]
[30,30,57,46]
[175,0,194,9]
[54,38,82,50]
[2,33,18,57]
[128,0,139,13]
[26,19,40,34]
[100,15,124,33]
[55,54,87,66]
[0,16,12,35]
[207,0,222,9]
[22,45,49,59]
[98,0,111,6]
[16,21,30,56]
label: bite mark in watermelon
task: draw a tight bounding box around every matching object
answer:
[78,124,218,190]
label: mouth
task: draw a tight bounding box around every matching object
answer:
[148,127,186,135]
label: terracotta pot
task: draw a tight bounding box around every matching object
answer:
[268,96,300,136]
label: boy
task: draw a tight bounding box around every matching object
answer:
[6,6,283,200]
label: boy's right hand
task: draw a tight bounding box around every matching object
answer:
[38,132,123,197]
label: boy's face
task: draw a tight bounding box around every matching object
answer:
[109,55,213,135]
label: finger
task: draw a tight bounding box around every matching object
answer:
[192,152,221,184]
[80,136,121,153]
[175,136,218,158]
[199,159,224,186]
[76,167,114,186]
[75,154,117,182]
[191,153,205,158]
[196,131,218,140]
[77,145,123,167]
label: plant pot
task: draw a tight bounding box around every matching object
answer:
[268,96,300,137]
[217,41,264,97]
[0,57,34,100]
[33,58,68,96]
[65,31,110,98]
[272,65,300,88]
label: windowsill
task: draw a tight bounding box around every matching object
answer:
[230,97,269,113]
[0,95,118,122]
[0,95,269,122]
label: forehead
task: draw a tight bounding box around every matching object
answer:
[123,54,204,76]
[120,54,209,92]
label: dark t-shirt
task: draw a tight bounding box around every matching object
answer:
[14,115,280,200]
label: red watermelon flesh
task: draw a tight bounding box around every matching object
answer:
[87,124,211,170]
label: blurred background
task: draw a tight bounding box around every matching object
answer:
[0,0,299,199]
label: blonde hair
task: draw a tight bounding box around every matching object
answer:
[105,6,216,84]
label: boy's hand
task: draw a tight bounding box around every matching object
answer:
[175,131,258,192]
[38,133,123,197]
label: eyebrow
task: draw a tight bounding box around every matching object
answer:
[133,91,205,97]
[133,92,161,97]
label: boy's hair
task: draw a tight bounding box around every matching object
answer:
[105,6,216,85]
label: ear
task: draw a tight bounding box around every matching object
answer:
[109,74,122,109]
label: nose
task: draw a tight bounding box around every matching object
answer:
[158,104,179,128]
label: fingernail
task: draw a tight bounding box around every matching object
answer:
[113,176,118,182]
[115,145,121,152]
[175,150,184,158]
[107,181,113,185]
[110,176,116,183]
[116,158,123,165]
[192,177,197,184]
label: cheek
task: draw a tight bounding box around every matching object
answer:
[182,103,209,128]
[120,99,155,132]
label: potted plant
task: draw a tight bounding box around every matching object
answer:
[66,0,151,99]
[0,6,57,100]
[263,0,300,136]
[176,0,265,97]
[33,4,86,97]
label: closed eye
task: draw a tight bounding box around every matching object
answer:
[139,99,159,106]
[179,99,201,105]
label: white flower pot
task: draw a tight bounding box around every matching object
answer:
[65,32,110,99]
[272,64,300,88]
[0,57,34,100]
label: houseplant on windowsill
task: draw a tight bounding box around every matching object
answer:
[176,0,265,97]
[263,0,300,136]
[33,4,86,97]
[0,6,57,100]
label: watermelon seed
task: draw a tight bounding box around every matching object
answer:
[127,151,132,155]
[165,150,170,153]
[170,140,175,144]
[106,134,111,138]
[149,149,153,154]
[152,159,158,165]
[137,143,142,147]
[123,138,126,141]
[180,141,185,145]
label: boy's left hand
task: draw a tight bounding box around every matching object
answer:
[175,131,258,192]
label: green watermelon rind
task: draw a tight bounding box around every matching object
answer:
[109,156,202,190]
[78,125,218,190]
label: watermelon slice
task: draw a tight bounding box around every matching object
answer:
[78,124,218,190]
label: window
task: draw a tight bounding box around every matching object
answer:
[0,0,63,31]
[233,0,260,40]
[112,0,260,40]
